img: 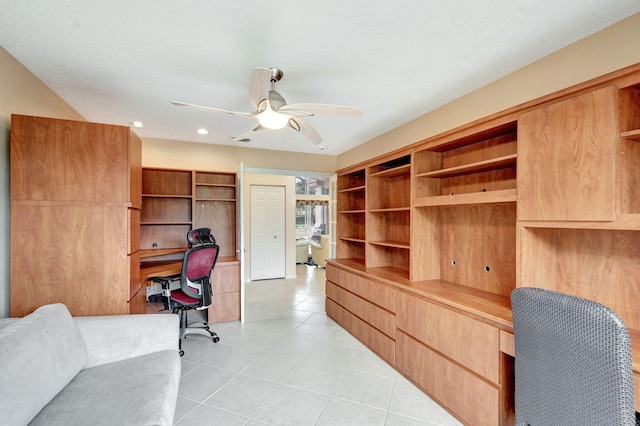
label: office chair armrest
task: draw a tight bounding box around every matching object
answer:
[149,274,180,288]
[74,313,180,368]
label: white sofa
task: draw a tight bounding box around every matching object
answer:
[0,303,181,426]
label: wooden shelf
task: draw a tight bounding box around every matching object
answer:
[414,189,517,207]
[196,183,236,187]
[620,129,640,141]
[142,194,191,198]
[416,154,517,179]
[519,214,640,230]
[141,221,192,226]
[369,207,410,213]
[370,163,411,178]
[340,237,366,243]
[339,185,366,193]
[369,240,410,249]
[339,209,366,214]
[195,198,237,202]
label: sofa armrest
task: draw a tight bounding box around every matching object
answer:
[74,313,179,368]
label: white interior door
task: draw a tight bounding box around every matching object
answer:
[250,185,286,280]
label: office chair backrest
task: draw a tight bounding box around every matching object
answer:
[511,287,636,426]
[180,229,220,306]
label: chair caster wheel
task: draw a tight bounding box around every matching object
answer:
[179,350,184,357]
[212,336,220,343]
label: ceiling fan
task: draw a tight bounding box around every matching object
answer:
[171,67,363,145]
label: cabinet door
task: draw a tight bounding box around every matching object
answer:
[518,86,617,221]
[10,115,131,203]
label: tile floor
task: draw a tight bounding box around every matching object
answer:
[168,264,462,426]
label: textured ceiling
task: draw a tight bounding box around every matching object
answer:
[1,1,639,155]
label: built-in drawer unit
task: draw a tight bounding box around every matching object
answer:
[396,290,500,383]
[396,331,501,425]
[325,264,396,365]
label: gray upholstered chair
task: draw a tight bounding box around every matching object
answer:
[511,287,637,426]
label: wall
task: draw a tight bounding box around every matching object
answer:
[0,46,84,318]
[143,137,337,173]
[338,12,640,169]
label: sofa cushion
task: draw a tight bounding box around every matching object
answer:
[0,304,88,426]
[29,350,181,426]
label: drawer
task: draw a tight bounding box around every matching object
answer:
[326,298,395,365]
[327,281,395,338]
[396,290,500,383]
[396,331,499,426]
[327,266,395,312]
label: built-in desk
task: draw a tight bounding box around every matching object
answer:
[140,249,241,323]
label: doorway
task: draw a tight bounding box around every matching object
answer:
[250,185,286,280]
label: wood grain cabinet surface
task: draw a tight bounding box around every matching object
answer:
[10,115,142,317]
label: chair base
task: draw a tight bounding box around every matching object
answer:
[173,306,220,356]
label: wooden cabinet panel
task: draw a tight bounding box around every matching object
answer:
[10,115,132,203]
[11,203,130,317]
[518,86,617,221]
[208,260,240,322]
[128,281,147,315]
[396,331,500,426]
[326,281,395,338]
[326,298,395,365]
[326,266,395,312]
[396,290,500,383]
[128,208,140,254]
[211,260,241,294]
[10,115,142,317]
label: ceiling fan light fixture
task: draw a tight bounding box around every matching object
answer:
[257,108,289,129]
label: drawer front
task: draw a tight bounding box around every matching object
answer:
[327,281,395,338]
[326,298,395,365]
[327,266,395,312]
[396,290,499,383]
[396,331,499,426]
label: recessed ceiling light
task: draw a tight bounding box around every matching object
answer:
[197,128,209,135]
[317,144,326,151]
[131,121,144,128]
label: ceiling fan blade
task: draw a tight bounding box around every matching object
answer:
[249,68,273,109]
[170,101,255,119]
[288,118,322,145]
[279,103,363,117]
[230,125,264,142]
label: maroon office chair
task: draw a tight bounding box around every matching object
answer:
[149,228,220,356]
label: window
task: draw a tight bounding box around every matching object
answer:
[295,175,330,240]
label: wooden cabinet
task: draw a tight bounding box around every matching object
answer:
[140,167,240,322]
[328,64,640,424]
[141,168,237,258]
[518,86,617,222]
[336,168,366,263]
[10,115,142,317]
